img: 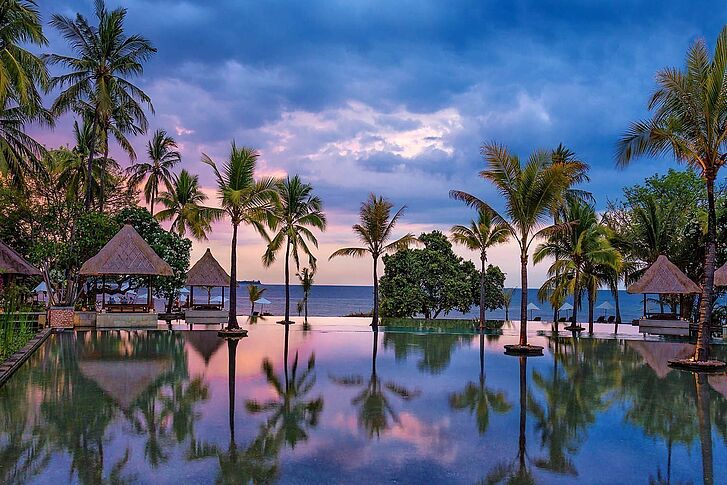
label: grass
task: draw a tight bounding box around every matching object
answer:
[0,313,35,362]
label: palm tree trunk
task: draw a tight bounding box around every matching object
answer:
[372,255,379,329]
[227,223,239,329]
[614,282,621,334]
[695,372,714,485]
[150,186,155,217]
[84,122,97,211]
[518,355,527,473]
[519,252,528,346]
[304,294,309,322]
[695,175,717,362]
[479,253,486,329]
[571,268,580,328]
[284,237,291,323]
[100,138,109,212]
[588,286,595,334]
[227,338,238,443]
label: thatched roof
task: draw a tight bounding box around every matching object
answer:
[186,248,230,287]
[714,262,727,287]
[0,239,40,276]
[79,358,171,410]
[185,331,224,365]
[627,255,700,294]
[80,225,173,276]
[627,341,694,379]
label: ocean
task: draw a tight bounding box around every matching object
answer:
[185,284,662,322]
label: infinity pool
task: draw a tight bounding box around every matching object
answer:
[0,321,725,484]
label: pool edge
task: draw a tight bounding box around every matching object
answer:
[0,328,54,388]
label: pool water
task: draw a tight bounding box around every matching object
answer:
[0,321,726,484]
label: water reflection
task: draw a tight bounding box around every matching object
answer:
[449,332,511,435]
[0,326,726,484]
[330,329,421,439]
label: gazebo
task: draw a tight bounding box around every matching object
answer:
[185,248,230,324]
[80,225,173,328]
[0,239,41,289]
[714,262,727,287]
[627,255,700,336]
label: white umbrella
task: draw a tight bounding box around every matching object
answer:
[34,282,48,293]
[179,287,190,295]
[596,301,614,316]
[559,302,573,311]
[211,296,229,304]
[527,302,540,319]
[254,297,271,305]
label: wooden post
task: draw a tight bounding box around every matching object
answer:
[222,286,225,310]
[102,275,106,310]
[147,275,152,313]
[190,286,194,309]
[643,294,647,317]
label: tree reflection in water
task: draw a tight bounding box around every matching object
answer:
[382,330,471,374]
[449,331,511,435]
[481,356,534,485]
[246,325,324,449]
[330,329,421,438]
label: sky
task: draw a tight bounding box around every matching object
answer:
[30,0,727,286]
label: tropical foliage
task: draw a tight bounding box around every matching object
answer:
[329,194,418,327]
[263,176,326,323]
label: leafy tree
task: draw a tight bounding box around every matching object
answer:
[263,176,326,324]
[115,207,191,313]
[155,169,219,240]
[203,142,278,330]
[128,129,181,216]
[380,231,484,319]
[451,142,583,352]
[616,26,727,363]
[329,194,417,328]
[450,209,509,327]
[46,0,156,210]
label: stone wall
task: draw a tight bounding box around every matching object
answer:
[96,312,158,328]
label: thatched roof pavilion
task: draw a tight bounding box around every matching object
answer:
[80,225,173,276]
[627,255,700,295]
[0,239,41,276]
[186,249,229,310]
[187,249,230,287]
[80,225,173,313]
[185,330,224,365]
[714,262,727,287]
[627,341,694,379]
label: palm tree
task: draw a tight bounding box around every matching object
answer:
[329,194,418,328]
[0,0,48,110]
[263,176,326,324]
[0,100,45,187]
[502,289,513,321]
[297,268,314,323]
[155,169,219,240]
[451,143,583,354]
[128,129,181,216]
[45,0,156,210]
[450,209,510,328]
[616,27,727,365]
[247,284,266,315]
[203,143,278,330]
[534,199,620,333]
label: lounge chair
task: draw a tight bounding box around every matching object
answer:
[596,315,605,323]
[607,316,615,323]
[533,316,541,321]
[558,317,567,322]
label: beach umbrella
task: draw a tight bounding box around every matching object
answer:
[211,295,229,306]
[34,282,48,293]
[254,297,271,313]
[179,287,190,295]
[527,302,540,320]
[596,301,614,316]
[559,302,573,318]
